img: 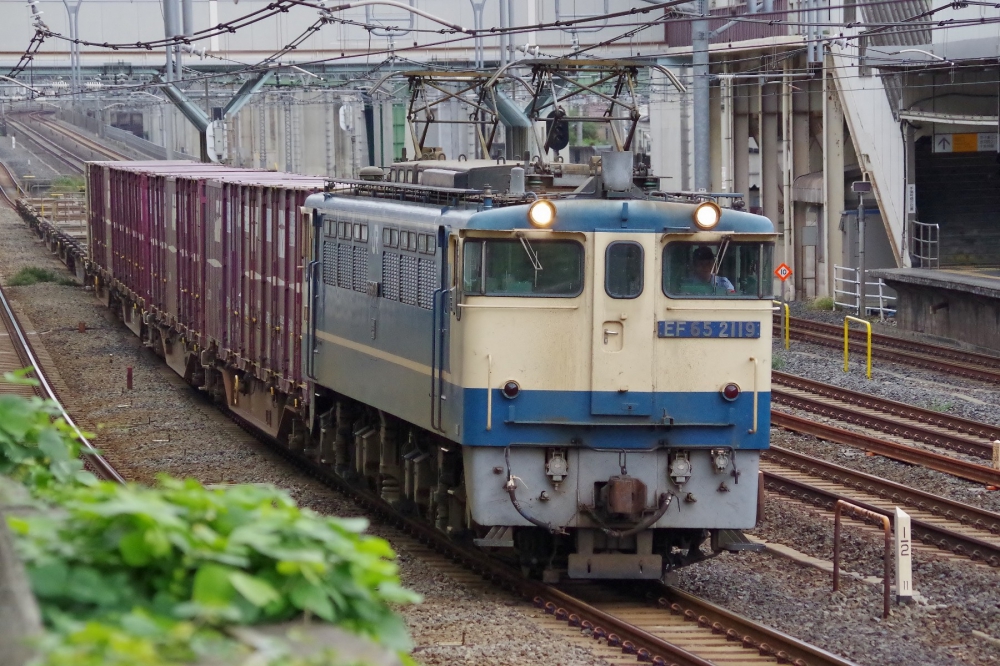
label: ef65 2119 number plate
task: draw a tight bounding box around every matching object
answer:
[657,321,761,338]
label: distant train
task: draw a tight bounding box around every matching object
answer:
[86,150,775,581]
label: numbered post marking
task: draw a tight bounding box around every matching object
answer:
[774,263,793,282]
[894,507,913,603]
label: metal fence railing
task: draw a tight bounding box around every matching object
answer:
[833,265,896,319]
[910,220,940,268]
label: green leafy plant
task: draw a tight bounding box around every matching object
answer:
[809,296,835,310]
[771,354,785,370]
[7,267,77,287]
[0,370,95,490]
[33,613,385,666]
[48,176,86,193]
[925,399,953,413]
[0,371,419,664]
[11,477,419,651]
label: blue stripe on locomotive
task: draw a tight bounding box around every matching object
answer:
[462,388,770,450]
[310,327,770,449]
[463,198,775,233]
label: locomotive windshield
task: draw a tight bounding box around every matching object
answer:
[463,239,584,297]
[663,241,774,299]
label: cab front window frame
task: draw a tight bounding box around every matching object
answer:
[462,237,585,298]
[662,240,775,300]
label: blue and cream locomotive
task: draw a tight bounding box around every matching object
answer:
[303,151,775,579]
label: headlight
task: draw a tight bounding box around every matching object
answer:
[527,199,556,228]
[693,201,721,230]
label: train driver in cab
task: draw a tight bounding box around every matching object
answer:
[684,245,736,295]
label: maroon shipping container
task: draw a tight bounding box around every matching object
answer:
[86,161,323,394]
[205,173,324,392]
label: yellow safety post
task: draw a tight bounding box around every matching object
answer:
[843,316,872,379]
[773,300,790,350]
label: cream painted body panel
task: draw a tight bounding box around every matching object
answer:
[455,231,595,393]
[653,301,774,394]
[454,231,773,396]
[591,232,657,400]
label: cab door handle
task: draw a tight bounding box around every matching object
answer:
[603,328,619,344]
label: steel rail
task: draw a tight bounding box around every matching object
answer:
[773,371,1000,447]
[771,373,993,462]
[772,387,993,461]
[30,114,130,162]
[656,586,858,666]
[0,283,123,484]
[0,161,20,209]
[790,316,1000,370]
[763,445,1000,567]
[6,118,85,173]
[775,316,1000,383]
[225,413,710,666]
[771,408,1000,486]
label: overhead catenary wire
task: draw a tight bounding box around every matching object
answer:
[9,0,999,104]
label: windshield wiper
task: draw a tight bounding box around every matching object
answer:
[710,236,731,294]
[516,232,543,271]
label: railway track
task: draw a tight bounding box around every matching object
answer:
[776,315,1000,384]
[0,160,22,209]
[763,443,1000,568]
[772,371,1000,485]
[6,113,129,175]
[6,117,86,173]
[554,582,857,666]
[0,283,123,483]
[30,113,129,162]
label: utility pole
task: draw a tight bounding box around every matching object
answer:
[60,0,82,101]
[162,0,177,158]
[692,0,710,191]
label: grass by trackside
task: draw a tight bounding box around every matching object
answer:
[7,266,77,287]
[48,176,86,193]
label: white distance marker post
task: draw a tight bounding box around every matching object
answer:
[895,507,913,603]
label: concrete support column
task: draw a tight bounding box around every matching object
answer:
[823,55,845,296]
[903,123,916,267]
[781,66,794,300]
[679,64,692,191]
[692,0,711,191]
[719,78,736,192]
[710,83,723,193]
[761,82,780,248]
[733,83,750,199]
[792,76,812,297]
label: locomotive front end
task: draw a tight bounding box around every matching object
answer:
[460,192,776,579]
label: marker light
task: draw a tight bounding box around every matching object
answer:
[527,199,556,228]
[693,201,722,230]
[722,383,741,401]
[502,380,521,399]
